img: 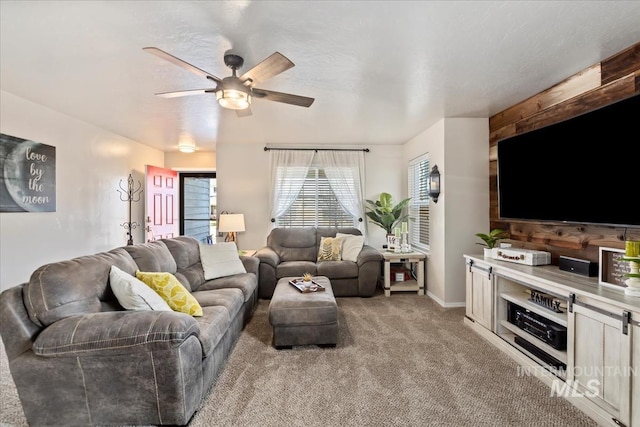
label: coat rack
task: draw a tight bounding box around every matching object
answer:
[117,174,143,245]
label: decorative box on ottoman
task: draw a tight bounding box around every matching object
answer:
[268,276,338,349]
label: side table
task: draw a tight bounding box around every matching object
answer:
[381,251,426,296]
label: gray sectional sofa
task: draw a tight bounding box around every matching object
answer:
[0,236,258,426]
[255,227,383,298]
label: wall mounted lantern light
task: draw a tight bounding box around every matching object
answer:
[429,165,441,203]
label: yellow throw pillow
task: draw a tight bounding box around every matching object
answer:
[317,236,343,261]
[135,271,203,317]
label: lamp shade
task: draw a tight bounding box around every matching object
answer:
[218,214,245,232]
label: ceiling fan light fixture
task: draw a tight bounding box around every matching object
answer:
[216,89,251,110]
[145,47,314,114]
[216,77,251,110]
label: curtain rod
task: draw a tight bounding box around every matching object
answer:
[264,147,369,152]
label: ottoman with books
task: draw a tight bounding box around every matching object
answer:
[268,276,338,349]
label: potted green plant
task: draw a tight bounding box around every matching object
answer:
[365,192,411,235]
[475,229,508,257]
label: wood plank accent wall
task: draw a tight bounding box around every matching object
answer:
[488,41,640,264]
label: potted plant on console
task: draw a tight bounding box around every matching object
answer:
[475,229,508,258]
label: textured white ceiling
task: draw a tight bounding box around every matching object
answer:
[2,1,640,153]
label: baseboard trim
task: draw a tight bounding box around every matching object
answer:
[427,291,465,308]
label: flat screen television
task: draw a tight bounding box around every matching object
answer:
[497,93,640,228]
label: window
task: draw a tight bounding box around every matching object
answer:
[276,168,356,227]
[179,172,216,243]
[408,154,430,250]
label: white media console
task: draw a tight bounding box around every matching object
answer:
[464,254,640,427]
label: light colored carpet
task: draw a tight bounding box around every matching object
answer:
[1,292,596,426]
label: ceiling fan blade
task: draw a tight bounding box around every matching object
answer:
[236,107,253,118]
[143,47,222,83]
[252,88,314,107]
[154,89,215,98]
[239,52,294,87]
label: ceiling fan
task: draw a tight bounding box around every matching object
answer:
[143,47,314,117]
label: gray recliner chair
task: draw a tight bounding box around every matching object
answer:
[254,227,383,298]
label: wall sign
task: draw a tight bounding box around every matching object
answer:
[598,247,630,290]
[0,133,56,212]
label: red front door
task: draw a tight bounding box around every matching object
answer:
[145,165,179,242]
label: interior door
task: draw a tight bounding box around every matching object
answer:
[145,165,179,241]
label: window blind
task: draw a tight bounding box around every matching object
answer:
[277,168,355,227]
[408,154,430,250]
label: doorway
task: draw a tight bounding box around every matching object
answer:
[179,172,217,243]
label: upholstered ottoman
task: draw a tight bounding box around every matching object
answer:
[268,276,338,349]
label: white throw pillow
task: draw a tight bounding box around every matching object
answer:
[336,233,365,262]
[109,265,172,311]
[199,242,247,280]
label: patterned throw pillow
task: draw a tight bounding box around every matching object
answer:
[317,236,343,261]
[135,271,203,317]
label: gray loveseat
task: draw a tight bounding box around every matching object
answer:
[255,227,383,298]
[0,236,258,426]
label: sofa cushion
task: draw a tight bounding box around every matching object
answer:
[161,236,200,269]
[317,260,359,279]
[277,261,317,279]
[195,306,232,357]
[162,236,205,290]
[336,233,365,262]
[197,273,257,303]
[123,240,177,275]
[267,227,317,262]
[317,236,343,261]
[32,310,199,357]
[192,288,244,321]
[25,247,138,327]
[199,242,246,280]
[135,271,203,317]
[109,265,172,312]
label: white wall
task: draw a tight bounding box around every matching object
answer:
[403,118,489,307]
[443,118,489,304]
[404,120,445,303]
[0,91,164,290]
[216,143,404,251]
[165,151,216,171]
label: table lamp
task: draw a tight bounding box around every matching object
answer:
[218,213,245,244]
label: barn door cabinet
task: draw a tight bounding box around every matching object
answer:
[465,258,494,330]
[567,294,633,426]
[463,255,640,427]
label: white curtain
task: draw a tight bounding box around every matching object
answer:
[268,149,314,224]
[315,150,366,233]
